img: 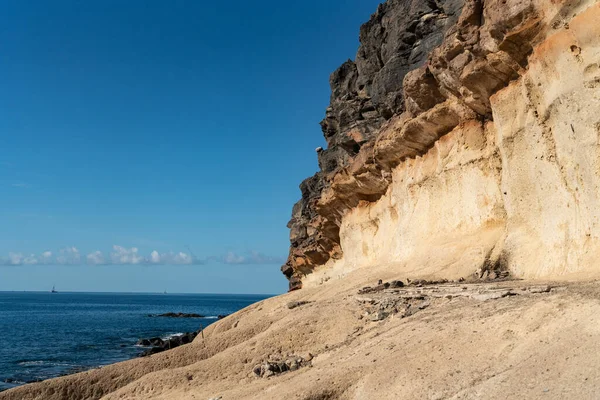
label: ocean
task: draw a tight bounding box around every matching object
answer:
[0,291,271,392]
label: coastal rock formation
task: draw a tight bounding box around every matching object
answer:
[284,0,600,290]
[137,331,200,357]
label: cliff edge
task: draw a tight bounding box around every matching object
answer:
[283,0,600,291]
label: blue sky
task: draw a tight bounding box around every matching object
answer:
[0,0,381,294]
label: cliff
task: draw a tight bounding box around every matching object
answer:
[284,0,600,290]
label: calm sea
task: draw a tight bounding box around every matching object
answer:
[0,291,271,392]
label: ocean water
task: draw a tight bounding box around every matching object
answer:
[0,291,270,392]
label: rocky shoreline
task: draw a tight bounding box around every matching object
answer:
[147,312,230,319]
[0,312,228,392]
[136,330,202,357]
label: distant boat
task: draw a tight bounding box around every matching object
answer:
[163,290,167,295]
[51,285,57,294]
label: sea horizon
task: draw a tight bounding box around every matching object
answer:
[0,290,281,296]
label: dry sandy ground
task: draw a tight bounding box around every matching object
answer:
[3,268,600,400]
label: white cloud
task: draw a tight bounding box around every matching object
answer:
[223,251,247,264]
[22,254,39,265]
[148,251,193,265]
[86,251,105,265]
[7,252,23,265]
[0,246,282,266]
[40,251,53,263]
[56,247,81,265]
[99,247,196,265]
[172,252,193,265]
[4,252,39,265]
[11,183,31,189]
[219,250,284,265]
[110,246,143,265]
[149,250,161,264]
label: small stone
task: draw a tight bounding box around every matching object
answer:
[418,301,430,310]
[369,311,388,321]
[529,286,552,294]
[277,362,288,372]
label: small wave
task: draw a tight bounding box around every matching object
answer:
[17,360,73,367]
[161,333,185,340]
[203,316,218,319]
[2,378,27,385]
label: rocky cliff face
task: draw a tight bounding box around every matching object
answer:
[284,0,600,290]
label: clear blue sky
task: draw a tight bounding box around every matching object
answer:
[0,0,381,294]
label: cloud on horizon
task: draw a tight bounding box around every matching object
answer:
[217,251,285,265]
[0,246,284,266]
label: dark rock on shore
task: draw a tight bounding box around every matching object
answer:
[137,331,200,357]
[136,337,165,347]
[148,312,204,318]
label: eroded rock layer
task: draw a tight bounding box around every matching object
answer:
[284,0,600,290]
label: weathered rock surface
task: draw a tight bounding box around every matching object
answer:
[284,0,600,290]
[252,355,311,378]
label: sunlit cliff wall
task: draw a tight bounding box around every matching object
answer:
[283,0,600,290]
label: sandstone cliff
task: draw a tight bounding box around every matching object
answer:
[284,0,600,290]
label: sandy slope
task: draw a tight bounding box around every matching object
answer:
[3,265,600,400]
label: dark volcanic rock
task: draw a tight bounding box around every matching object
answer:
[320,0,464,161]
[149,313,204,318]
[138,331,199,357]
